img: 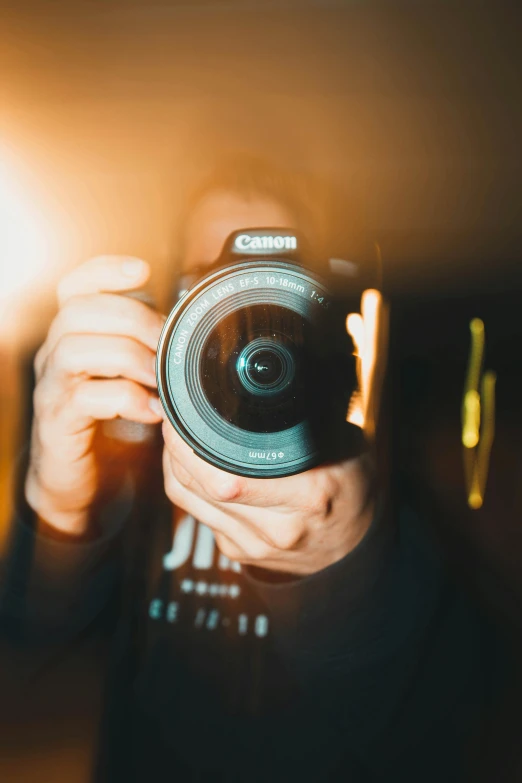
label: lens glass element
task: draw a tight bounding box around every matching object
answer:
[237,338,294,396]
[200,304,305,433]
[246,348,283,388]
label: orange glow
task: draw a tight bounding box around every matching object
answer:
[0,142,68,344]
[0,152,50,297]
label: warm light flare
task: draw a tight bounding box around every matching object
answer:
[346,289,387,439]
[0,153,52,305]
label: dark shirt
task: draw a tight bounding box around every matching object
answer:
[0,449,512,783]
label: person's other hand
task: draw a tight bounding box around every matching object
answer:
[25,256,164,536]
[162,422,374,575]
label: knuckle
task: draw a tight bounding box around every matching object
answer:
[34,344,47,379]
[51,335,75,373]
[211,476,244,503]
[315,488,332,518]
[43,302,75,356]
[32,382,49,418]
[306,476,337,520]
[116,380,137,412]
[172,461,194,490]
[38,419,58,452]
[55,297,79,331]
[164,474,178,502]
[107,378,141,417]
[270,525,302,552]
[163,463,181,503]
[69,380,88,409]
[161,419,176,449]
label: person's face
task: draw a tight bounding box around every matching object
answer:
[182,190,295,274]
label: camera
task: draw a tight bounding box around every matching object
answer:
[156,228,363,478]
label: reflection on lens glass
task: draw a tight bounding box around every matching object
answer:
[200,304,306,433]
[247,350,283,386]
[236,338,295,397]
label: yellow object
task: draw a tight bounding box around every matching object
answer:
[461,318,496,509]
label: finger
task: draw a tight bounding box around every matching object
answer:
[57,255,150,305]
[161,420,283,507]
[44,333,158,388]
[213,527,305,571]
[161,419,331,511]
[212,531,248,563]
[58,378,162,433]
[45,292,165,356]
[34,379,161,467]
[163,449,274,562]
[213,529,301,572]
[167,449,299,549]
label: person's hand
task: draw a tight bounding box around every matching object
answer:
[25,256,164,536]
[162,424,374,576]
[160,288,386,576]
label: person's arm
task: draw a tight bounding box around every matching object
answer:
[241,495,397,678]
[240,493,450,696]
[0,254,164,648]
[0,453,133,647]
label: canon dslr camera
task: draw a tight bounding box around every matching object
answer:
[156,228,364,478]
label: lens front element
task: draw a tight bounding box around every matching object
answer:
[200,305,304,434]
[240,339,294,395]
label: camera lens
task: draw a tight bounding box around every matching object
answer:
[156,258,357,477]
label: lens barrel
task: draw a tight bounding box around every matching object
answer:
[156,256,356,478]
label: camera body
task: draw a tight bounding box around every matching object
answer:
[156,228,362,478]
